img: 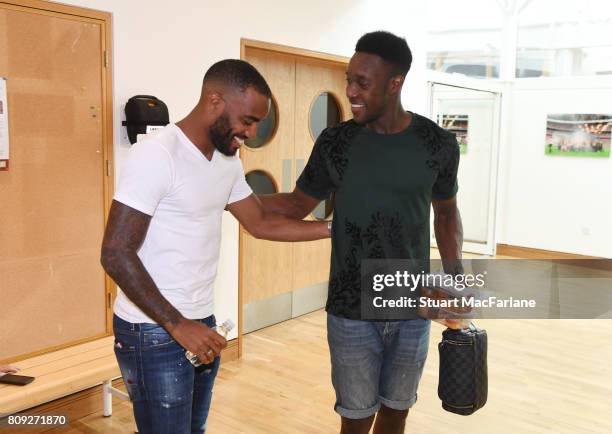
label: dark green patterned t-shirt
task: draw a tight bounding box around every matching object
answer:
[296,112,460,320]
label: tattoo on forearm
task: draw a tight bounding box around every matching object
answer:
[101,201,182,328]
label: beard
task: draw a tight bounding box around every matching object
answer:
[209,111,237,156]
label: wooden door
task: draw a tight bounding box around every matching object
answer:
[240,42,349,333]
[241,48,295,332]
[0,1,113,362]
[292,58,351,300]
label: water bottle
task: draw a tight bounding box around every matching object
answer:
[185,319,235,367]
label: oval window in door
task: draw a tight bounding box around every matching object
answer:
[245,96,278,149]
[312,192,335,221]
[245,170,277,194]
[309,92,342,140]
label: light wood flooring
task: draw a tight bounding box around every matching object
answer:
[23,310,612,434]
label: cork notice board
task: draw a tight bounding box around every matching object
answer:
[0,1,114,362]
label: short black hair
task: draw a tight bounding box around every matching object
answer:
[355,31,412,76]
[204,59,272,98]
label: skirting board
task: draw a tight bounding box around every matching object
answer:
[243,282,327,333]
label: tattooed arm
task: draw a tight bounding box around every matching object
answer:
[100,200,226,363]
[257,187,321,219]
[228,194,330,241]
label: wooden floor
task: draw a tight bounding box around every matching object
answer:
[25,310,612,434]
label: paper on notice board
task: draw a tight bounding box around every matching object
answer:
[0,77,9,167]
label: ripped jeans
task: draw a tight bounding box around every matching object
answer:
[113,314,220,434]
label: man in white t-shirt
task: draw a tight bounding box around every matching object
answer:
[101,59,330,434]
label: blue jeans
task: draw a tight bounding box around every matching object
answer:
[113,314,220,434]
[327,314,430,419]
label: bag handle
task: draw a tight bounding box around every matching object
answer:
[130,95,159,101]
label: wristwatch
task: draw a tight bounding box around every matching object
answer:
[327,220,332,235]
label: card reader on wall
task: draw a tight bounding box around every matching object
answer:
[122,95,169,144]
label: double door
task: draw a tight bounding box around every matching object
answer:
[241,45,350,333]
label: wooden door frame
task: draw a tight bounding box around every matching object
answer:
[0,0,114,362]
[238,39,349,357]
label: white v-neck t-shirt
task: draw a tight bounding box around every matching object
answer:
[113,124,252,324]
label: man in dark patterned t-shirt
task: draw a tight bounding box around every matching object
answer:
[259,31,463,434]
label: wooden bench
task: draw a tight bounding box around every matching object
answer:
[0,336,128,416]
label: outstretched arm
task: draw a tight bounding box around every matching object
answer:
[228,194,329,241]
[257,187,322,220]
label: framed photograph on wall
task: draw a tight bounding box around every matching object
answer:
[438,114,468,154]
[545,114,611,158]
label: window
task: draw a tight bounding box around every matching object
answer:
[426,0,503,79]
[517,2,612,77]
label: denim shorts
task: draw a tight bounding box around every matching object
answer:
[327,313,431,419]
[113,314,220,434]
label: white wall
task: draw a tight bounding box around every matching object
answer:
[56,0,429,337]
[497,76,612,258]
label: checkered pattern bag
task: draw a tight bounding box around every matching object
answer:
[438,323,488,415]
